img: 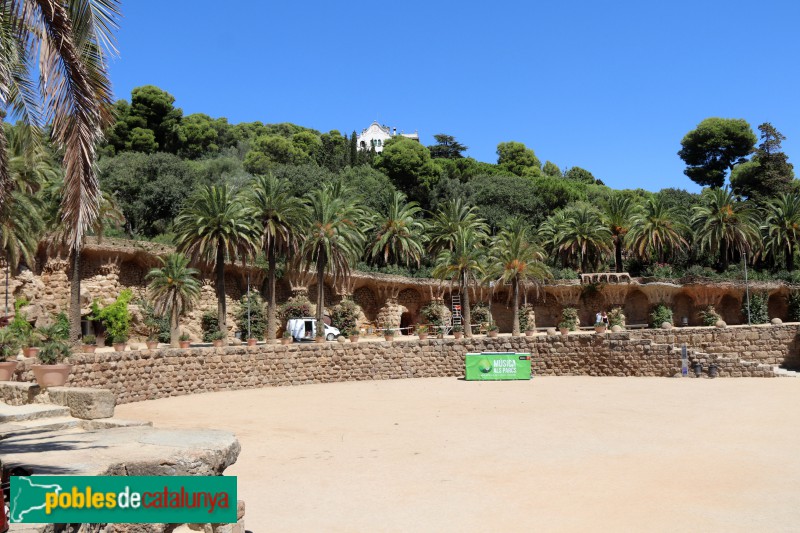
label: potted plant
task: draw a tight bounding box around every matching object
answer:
[594,321,607,334]
[210,330,225,347]
[558,321,571,335]
[525,328,535,337]
[452,324,463,340]
[0,328,19,381]
[82,334,97,354]
[112,335,128,352]
[21,329,40,358]
[314,320,327,343]
[179,332,191,349]
[282,330,293,345]
[384,326,395,342]
[416,324,428,341]
[247,336,258,347]
[32,340,72,388]
[146,335,159,350]
[487,323,499,338]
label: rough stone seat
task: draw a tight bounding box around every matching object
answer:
[580,272,632,284]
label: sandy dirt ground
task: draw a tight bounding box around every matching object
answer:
[116,377,800,532]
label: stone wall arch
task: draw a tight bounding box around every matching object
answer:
[673,292,695,326]
[624,289,650,326]
[353,286,378,322]
[768,291,787,322]
[720,293,741,324]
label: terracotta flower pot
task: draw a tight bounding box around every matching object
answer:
[384,335,394,342]
[418,333,428,340]
[96,336,106,347]
[32,364,72,388]
[315,337,325,343]
[82,344,96,353]
[525,330,535,337]
[350,335,360,342]
[247,338,258,346]
[488,331,499,338]
[113,343,126,352]
[559,328,569,336]
[146,341,159,350]
[212,339,224,348]
[281,337,293,345]
[179,341,191,349]
[23,346,39,358]
[0,361,17,381]
[594,326,607,334]
[454,332,463,339]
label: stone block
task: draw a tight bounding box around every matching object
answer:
[0,381,43,406]
[47,386,116,419]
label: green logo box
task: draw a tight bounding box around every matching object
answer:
[10,476,236,524]
[465,352,532,380]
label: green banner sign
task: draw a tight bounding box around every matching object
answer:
[465,352,531,380]
[9,476,237,524]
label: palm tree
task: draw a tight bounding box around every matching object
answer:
[602,193,639,272]
[248,174,307,342]
[146,253,201,346]
[370,191,427,266]
[763,193,800,271]
[627,196,689,263]
[301,185,367,323]
[432,227,486,337]
[428,198,488,253]
[691,187,760,270]
[552,204,612,272]
[174,185,258,336]
[1,1,121,342]
[487,218,551,335]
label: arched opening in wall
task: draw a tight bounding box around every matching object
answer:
[768,291,787,321]
[398,289,421,315]
[533,293,560,328]
[623,289,650,326]
[399,312,414,334]
[673,292,695,326]
[353,286,378,322]
[308,283,340,309]
[719,294,741,325]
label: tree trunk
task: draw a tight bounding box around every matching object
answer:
[720,240,729,271]
[462,276,472,338]
[787,242,794,272]
[170,300,179,347]
[267,241,277,343]
[216,241,227,335]
[615,238,623,273]
[511,277,520,336]
[316,253,326,323]
[69,246,82,344]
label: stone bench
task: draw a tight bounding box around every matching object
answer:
[46,387,116,419]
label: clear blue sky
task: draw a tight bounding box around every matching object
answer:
[109,0,800,192]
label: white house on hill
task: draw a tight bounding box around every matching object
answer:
[357,121,419,152]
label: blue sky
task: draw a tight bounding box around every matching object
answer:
[109,0,800,192]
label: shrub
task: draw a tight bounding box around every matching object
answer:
[559,307,578,331]
[82,334,96,345]
[0,328,19,361]
[608,307,626,328]
[38,341,70,365]
[471,302,492,334]
[649,303,673,328]
[788,292,800,322]
[742,292,769,324]
[95,290,133,342]
[179,332,190,342]
[643,263,680,279]
[8,299,33,345]
[331,299,361,337]
[518,304,535,331]
[698,305,721,326]
[52,312,70,340]
[280,296,313,321]
[140,300,170,343]
[209,330,225,341]
[201,312,220,342]
[551,267,579,280]
[237,293,267,340]
[420,301,448,326]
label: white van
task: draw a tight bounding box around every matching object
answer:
[286,318,341,341]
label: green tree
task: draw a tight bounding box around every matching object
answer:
[174,185,258,335]
[691,187,759,270]
[428,134,467,159]
[179,113,220,159]
[377,136,435,200]
[369,191,427,267]
[564,166,598,185]
[549,204,612,271]
[130,85,184,153]
[627,196,689,263]
[678,117,757,188]
[487,218,550,335]
[146,253,201,346]
[432,227,486,337]
[428,198,488,253]
[248,175,308,342]
[496,141,541,177]
[763,193,800,271]
[301,185,367,323]
[730,122,794,202]
[542,161,562,177]
[127,127,158,153]
[602,193,639,272]
[471,174,547,230]
[243,134,306,174]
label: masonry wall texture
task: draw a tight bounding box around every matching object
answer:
[12,324,797,404]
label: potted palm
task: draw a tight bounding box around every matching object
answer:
[210,330,225,347]
[82,334,97,353]
[525,327,535,337]
[348,327,360,342]
[179,332,191,349]
[32,340,72,388]
[452,324,463,340]
[282,330,293,345]
[21,329,40,358]
[0,329,20,381]
[416,324,428,341]
[487,323,499,338]
[112,335,128,352]
[594,321,607,334]
[384,326,395,342]
[558,321,572,335]
[146,253,201,348]
[247,336,258,347]
[315,321,326,343]
[146,335,159,350]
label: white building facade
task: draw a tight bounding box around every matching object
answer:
[357,121,419,152]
